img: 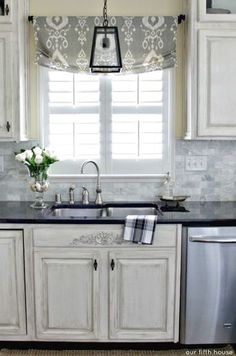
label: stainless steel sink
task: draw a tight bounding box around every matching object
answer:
[47,203,160,219]
[104,206,159,218]
[48,206,105,218]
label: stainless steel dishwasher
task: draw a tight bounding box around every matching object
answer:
[180,227,236,344]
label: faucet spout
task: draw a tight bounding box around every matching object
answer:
[80,161,103,205]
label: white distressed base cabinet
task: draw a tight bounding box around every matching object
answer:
[31,224,181,342]
[34,249,101,340]
[0,230,26,336]
[109,249,176,340]
[0,224,181,342]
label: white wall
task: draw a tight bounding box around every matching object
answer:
[30,0,183,16]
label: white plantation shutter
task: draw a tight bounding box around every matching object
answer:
[44,71,100,162]
[112,71,163,105]
[111,72,164,160]
[112,115,163,159]
[109,71,170,174]
[41,68,172,175]
[49,114,100,159]
[48,71,100,106]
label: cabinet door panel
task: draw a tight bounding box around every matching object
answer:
[198,30,236,137]
[0,230,26,335]
[109,249,176,340]
[0,32,13,138]
[34,250,101,340]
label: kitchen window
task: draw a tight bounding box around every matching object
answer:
[40,67,174,177]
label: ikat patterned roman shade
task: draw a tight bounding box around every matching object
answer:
[33,16,178,74]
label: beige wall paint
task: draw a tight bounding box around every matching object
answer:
[29,0,185,138]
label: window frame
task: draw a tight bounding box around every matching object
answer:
[39,66,175,182]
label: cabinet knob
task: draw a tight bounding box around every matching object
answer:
[93,259,98,271]
[6,121,11,132]
[5,4,9,15]
[111,259,115,270]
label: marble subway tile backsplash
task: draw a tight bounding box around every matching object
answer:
[1,140,236,202]
[175,140,236,201]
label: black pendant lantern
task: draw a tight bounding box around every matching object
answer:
[90,0,122,73]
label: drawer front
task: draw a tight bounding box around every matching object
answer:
[32,224,177,248]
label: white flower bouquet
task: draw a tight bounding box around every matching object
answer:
[15,146,58,181]
[15,146,59,209]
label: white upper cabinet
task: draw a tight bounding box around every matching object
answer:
[198,29,236,136]
[185,0,236,139]
[0,0,29,140]
[199,0,236,22]
[0,32,13,138]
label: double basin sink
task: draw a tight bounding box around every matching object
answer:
[46,202,161,219]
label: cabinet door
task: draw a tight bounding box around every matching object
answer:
[34,249,101,340]
[0,230,26,335]
[109,249,176,340]
[198,29,236,137]
[0,31,13,138]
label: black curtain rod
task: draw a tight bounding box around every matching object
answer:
[178,14,186,24]
[28,14,186,24]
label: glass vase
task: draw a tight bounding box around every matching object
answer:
[29,172,49,209]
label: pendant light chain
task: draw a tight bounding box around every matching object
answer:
[103,0,108,27]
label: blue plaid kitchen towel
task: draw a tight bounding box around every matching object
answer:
[124,215,157,245]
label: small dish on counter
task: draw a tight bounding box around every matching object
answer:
[158,196,190,212]
[158,195,190,203]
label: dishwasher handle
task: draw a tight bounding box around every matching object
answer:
[189,236,236,243]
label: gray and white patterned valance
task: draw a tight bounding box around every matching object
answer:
[33,16,178,74]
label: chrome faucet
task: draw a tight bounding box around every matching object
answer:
[80,161,103,205]
[69,185,75,204]
[81,186,89,205]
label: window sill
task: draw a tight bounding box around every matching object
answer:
[49,174,167,183]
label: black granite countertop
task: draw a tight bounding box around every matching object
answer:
[0,201,236,226]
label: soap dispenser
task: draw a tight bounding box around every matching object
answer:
[162,172,174,199]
